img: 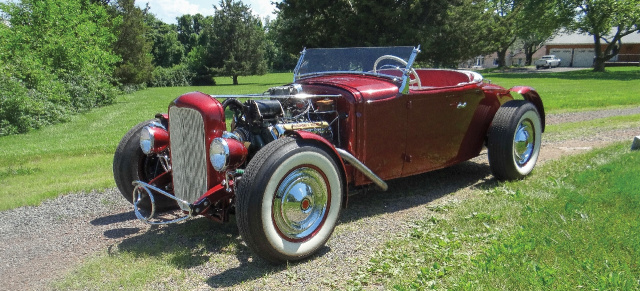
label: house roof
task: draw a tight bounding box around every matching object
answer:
[547,30,640,45]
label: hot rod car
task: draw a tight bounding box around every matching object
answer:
[113,46,544,263]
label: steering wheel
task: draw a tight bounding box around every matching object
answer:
[373,55,422,89]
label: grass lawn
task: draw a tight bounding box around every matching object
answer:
[350,143,640,289]
[0,73,293,211]
[0,68,638,211]
[484,67,640,112]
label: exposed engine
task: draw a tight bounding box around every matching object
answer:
[221,84,340,157]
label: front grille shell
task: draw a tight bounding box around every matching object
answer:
[169,107,209,208]
[167,92,226,209]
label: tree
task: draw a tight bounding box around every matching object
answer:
[478,0,523,68]
[516,0,568,65]
[460,0,567,68]
[264,16,298,71]
[177,13,209,55]
[203,0,267,85]
[561,0,640,72]
[274,0,351,52]
[424,0,494,67]
[145,13,185,68]
[111,0,154,85]
[274,0,452,65]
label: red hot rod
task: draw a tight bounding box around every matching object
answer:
[113,46,544,263]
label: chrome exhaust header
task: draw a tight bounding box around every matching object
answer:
[335,148,388,191]
[132,181,196,225]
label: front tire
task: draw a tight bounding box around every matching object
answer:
[487,100,542,180]
[113,119,175,210]
[236,137,343,263]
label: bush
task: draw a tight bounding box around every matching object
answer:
[0,0,120,136]
[62,71,119,111]
[149,64,196,87]
[0,65,69,135]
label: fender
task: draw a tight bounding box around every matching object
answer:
[510,86,545,132]
[286,130,350,207]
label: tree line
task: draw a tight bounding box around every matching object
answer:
[1,0,638,135]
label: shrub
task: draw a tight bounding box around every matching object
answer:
[61,71,119,111]
[149,64,197,87]
[0,0,119,136]
[0,64,70,135]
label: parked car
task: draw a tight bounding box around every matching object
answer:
[535,55,561,69]
[113,46,544,263]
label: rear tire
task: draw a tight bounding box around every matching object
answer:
[113,119,175,210]
[487,100,542,180]
[236,137,343,263]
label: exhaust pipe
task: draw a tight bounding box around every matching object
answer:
[336,148,388,191]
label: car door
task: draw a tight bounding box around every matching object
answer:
[357,95,408,182]
[402,85,483,176]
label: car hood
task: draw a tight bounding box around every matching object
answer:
[298,74,399,102]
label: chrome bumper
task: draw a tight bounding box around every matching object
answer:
[132,180,208,225]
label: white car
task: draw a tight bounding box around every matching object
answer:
[535,55,561,69]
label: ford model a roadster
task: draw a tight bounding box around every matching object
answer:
[113,46,544,263]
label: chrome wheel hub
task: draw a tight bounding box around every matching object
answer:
[273,166,329,241]
[514,119,535,166]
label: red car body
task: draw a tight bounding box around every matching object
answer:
[114,46,544,263]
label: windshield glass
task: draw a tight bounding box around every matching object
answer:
[294,46,418,81]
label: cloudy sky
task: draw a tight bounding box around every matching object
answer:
[137,0,279,24]
[0,0,278,24]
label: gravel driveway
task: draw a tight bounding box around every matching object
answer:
[1,107,639,290]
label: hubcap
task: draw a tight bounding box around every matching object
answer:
[513,119,535,166]
[273,166,329,241]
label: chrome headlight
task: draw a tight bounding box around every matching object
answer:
[210,137,248,172]
[140,126,156,155]
[210,138,230,172]
[140,124,169,155]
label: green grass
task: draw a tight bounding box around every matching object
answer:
[350,143,640,289]
[544,113,640,142]
[484,67,640,113]
[52,216,244,290]
[548,113,640,132]
[0,73,293,211]
[52,253,185,290]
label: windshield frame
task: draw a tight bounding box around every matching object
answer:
[293,46,421,93]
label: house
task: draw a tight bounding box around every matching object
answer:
[461,49,546,69]
[545,30,640,67]
[461,30,640,69]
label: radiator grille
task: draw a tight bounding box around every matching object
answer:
[169,107,208,205]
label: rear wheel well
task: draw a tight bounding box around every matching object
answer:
[509,87,545,132]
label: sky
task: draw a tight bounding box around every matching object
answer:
[0,0,278,24]
[137,0,279,24]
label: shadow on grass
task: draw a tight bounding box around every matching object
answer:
[99,159,495,288]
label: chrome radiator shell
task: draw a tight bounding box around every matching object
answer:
[169,107,209,208]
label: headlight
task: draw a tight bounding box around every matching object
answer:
[210,138,230,171]
[140,125,169,155]
[210,137,248,172]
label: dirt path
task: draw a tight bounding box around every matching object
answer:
[0,108,638,290]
